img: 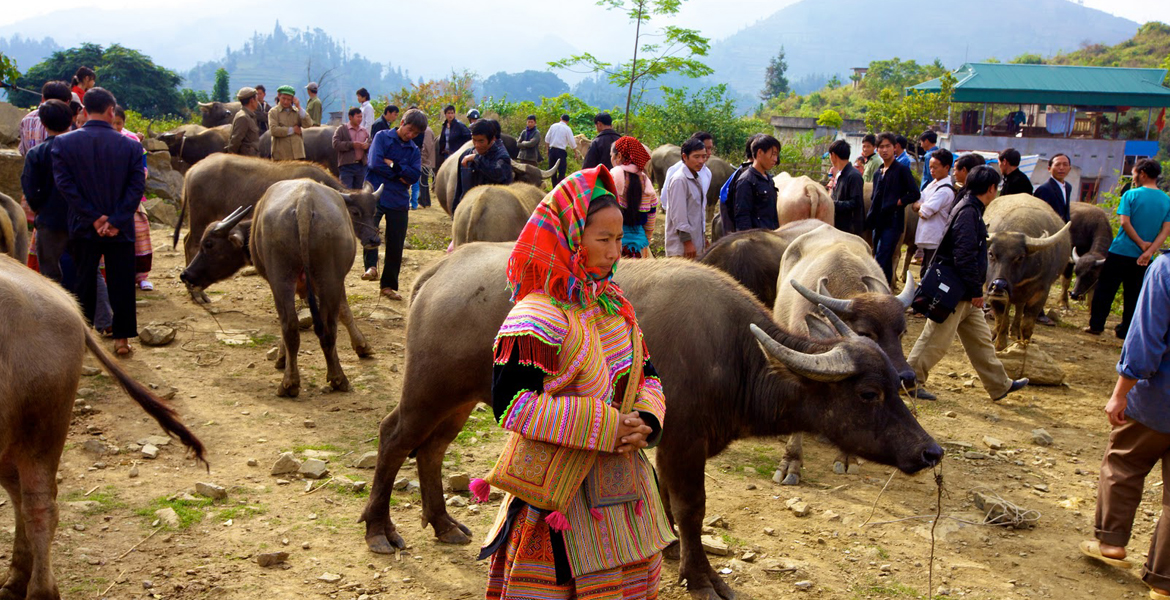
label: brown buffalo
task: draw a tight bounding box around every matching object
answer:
[451,183,543,246]
[0,192,29,265]
[172,154,382,301]
[700,219,823,306]
[179,181,374,396]
[1063,202,1112,307]
[156,124,231,172]
[775,172,834,226]
[434,141,556,216]
[358,242,942,600]
[0,255,205,600]
[198,101,241,128]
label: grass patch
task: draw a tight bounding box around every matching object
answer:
[406,227,451,251]
[291,443,341,453]
[454,412,496,446]
[745,447,779,477]
[61,487,124,514]
[347,293,370,304]
[851,580,922,598]
[136,495,216,529]
[868,545,890,560]
[249,333,278,347]
[721,533,747,547]
[216,504,266,522]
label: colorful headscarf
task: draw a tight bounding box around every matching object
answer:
[506,166,637,325]
[613,136,650,171]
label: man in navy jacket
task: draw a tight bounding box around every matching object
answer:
[20,99,73,283]
[1034,153,1073,222]
[865,132,921,285]
[366,108,427,300]
[52,88,145,355]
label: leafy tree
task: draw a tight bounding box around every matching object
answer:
[211,67,230,103]
[637,84,766,157]
[865,72,956,136]
[760,47,789,101]
[386,70,477,118]
[1010,53,1046,65]
[549,0,712,131]
[816,109,843,129]
[480,70,570,104]
[825,74,842,90]
[861,58,947,98]
[0,53,19,92]
[180,88,211,112]
[11,43,184,117]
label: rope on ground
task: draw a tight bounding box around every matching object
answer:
[968,485,1042,528]
[928,466,943,599]
[860,470,898,527]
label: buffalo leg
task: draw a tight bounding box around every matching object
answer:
[271,283,302,397]
[0,469,30,600]
[778,434,803,485]
[17,461,59,600]
[340,299,373,358]
[658,440,736,600]
[417,403,477,544]
[314,294,349,392]
[1060,263,1073,311]
[991,301,1011,351]
[1020,296,1046,346]
[833,450,861,475]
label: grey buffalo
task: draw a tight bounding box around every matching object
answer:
[173,154,383,301]
[179,181,375,396]
[0,255,205,600]
[0,192,29,265]
[434,140,557,215]
[1063,202,1112,307]
[156,124,231,172]
[259,126,341,176]
[985,193,1073,350]
[451,183,543,246]
[198,101,241,127]
[358,242,942,600]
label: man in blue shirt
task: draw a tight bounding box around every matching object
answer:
[1085,159,1170,338]
[52,87,145,356]
[917,131,937,190]
[365,108,427,300]
[894,135,914,171]
[1083,250,1170,597]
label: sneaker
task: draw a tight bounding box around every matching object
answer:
[993,378,1029,402]
[361,268,378,281]
[907,387,937,401]
[139,280,154,291]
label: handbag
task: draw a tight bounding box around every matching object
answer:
[482,323,644,514]
[912,260,966,323]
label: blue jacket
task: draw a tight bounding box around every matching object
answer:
[1118,254,1170,433]
[21,135,68,231]
[366,128,422,212]
[51,120,145,242]
[1033,177,1072,222]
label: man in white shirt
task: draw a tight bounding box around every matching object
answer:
[356,87,375,134]
[544,114,576,186]
[913,148,956,275]
[663,132,714,209]
[663,138,710,258]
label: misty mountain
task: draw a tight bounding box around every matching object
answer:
[0,34,61,74]
[706,0,1139,98]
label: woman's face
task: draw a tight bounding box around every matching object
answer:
[582,204,624,274]
[610,148,624,166]
[84,76,95,90]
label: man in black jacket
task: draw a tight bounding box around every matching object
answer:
[19,99,73,283]
[437,104,472,169]
[732,135,781,231]
[999,148,1033,196]
[828,139,865,235]
[371,105,399,139]
[905,165,1028,402]
[1033,153,1072,222]
[865,132,921,285]
[582,112,620,170]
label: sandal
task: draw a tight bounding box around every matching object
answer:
[1080,540,1135,570]
[1152,590,1170,599]
[381,288,402,301]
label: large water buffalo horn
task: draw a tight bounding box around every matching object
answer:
[816,304,858,338]
[212,205,253,234]
[541,160,561,179]
[197,101,212,109]
[1023,222,1072,254]
[791,279,854,316]
[749,323,857,382]
[373,183,385,198]
[896,271,917,309]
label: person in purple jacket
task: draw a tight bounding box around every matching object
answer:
[51,87,145,356]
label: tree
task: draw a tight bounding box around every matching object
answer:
[212,67,230,103]
[1010,53,1046,65]
[637,85,766,157]
[816,109,843,129]
[387,70,477,117]
[549,0,712,131]
[0,53,19,91]
[862,58,948,98]
[480,70,570,104]
[760,47,789,101]
[864,72,956,136]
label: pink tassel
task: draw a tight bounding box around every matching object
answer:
[469,478,491,504]
[634,500,644,517]
[545,511,571,532]
[589,508,604,521]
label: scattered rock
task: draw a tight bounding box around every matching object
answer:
[246,458,258,467]
[348,480,367,493]
[142,197,179,228]
[763,527,776,536]
[82,439,115,456]
[297,309,313,329]
[996,343,1065,385]
[141,444,160,460]
[741,551,757,563]
[794,580,813,591]
[128,465,139,478]
[81,366,101,376]
[354,451,378,469]
[963,451,989,460]
[138,325,176,347]
[317,572,342,583]
[982,436,1004,451]
[195,482,227,500]
[298,458,329,480]
[256,552,289,568]
[66,501,102,513]
[303,419,316,429]
[822,510,841,522]
[944,411,957,418]
[143,151,184,203]
[1033,483,1049,493]
[785,497,811,517]
[1032,428,1054,447]
[446,496,468,508]
[0,102,27,146]
[271,452,301,476]
[447,473,471,492]
[138,435,172,447]
[266,347,279,361]
[0,149,25,202]
[700,535,729,556]
[704,515,727,529]
[155,507,180,528]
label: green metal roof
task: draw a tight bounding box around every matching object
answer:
[909,62,1170,108]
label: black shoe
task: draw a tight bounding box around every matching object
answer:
[994,378,1029,402]
[1114,326,1128,340]
[908,387,937,401]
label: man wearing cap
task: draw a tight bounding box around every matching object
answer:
[516,115,541,167]
[227,87,261,156]
[467,109,480,126]
[305,82,323,127]
[268,85,313,161]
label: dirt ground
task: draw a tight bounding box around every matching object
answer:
[17,206,1158,600]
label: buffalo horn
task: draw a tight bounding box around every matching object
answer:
[145,121,153,139]
[197,101,212,109]
[373,183,385,198]
[749,323,857,382]
[1023,222,1072,254]
[861,275,889,295]
[896,271,917,309]
[212,205,254,234]
[1071,247,1081,262]
[790,279,854,316]
[511,162,526,175]
[816,304,858,338]
[541,160,561,179]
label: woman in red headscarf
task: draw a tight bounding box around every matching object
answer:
[473,165,673,599]
[609,137,658,258]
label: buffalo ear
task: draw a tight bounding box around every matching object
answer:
[804,314,838,340]
[229,229,247,250]
[340,192,355,207]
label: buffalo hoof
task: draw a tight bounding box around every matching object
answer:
[330,376,351,392]
[833,461,847,475]
[433,515,473,545]
[366,530,407,554]
[354,343,374,358]
[781,473,800,485]
[277,381,300,398]
[681,569,737,600]
[274,355,286,369]
[662,540,680,560]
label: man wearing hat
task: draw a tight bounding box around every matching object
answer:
[227,87,261,156]
[268,85,313,161]
[305,82,323,127]
[466,109,480,126]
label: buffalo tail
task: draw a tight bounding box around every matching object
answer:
[297,202,323,338]
[83,329,208,468]
[172,175,191,249]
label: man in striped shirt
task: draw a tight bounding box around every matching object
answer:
[19,81,73,156]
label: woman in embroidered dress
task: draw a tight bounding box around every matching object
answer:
[608,137,658,258]
[472,165,674,600]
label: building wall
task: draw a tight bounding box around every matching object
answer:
[946,134,1128,203]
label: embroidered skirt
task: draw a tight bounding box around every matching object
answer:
[486,503,662,600]
[133,205,152,276]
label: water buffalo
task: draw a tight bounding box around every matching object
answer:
[0,192,29,265]
[985,194,1073,350]
[259,126,341,175]
[700,219,823,305]
[772,223,917,482]
[1063,202,1112,308]
[0,255,205,600]
[775,172,834,226]
[198,101,241,128]
[358,242,943,600]
[450,183,542,246]
[157,124,231,172]
[179,181,375,396]
[173,154,383,300]
[434,141,557,215]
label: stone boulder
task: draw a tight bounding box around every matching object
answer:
[996,343,1065,385]
[143,138,169,153]
[0,102,28,147]
[0,149,24,201]
[143,198,179,228]
[145,151,184,202]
